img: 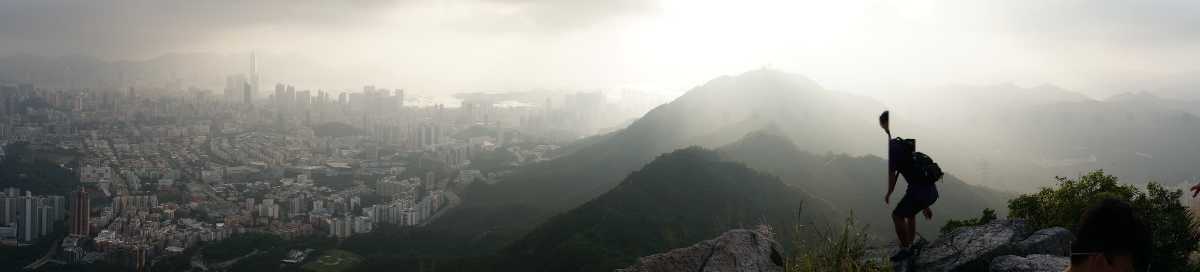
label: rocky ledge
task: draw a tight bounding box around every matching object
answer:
[622,220,1072,272]
[899,219,1072,272]
[617,229,785,272]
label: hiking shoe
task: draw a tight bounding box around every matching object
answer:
[889,248,913,262]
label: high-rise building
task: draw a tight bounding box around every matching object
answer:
[411,123,443,149]
[113,195,158,214]
[0,196,14,224]
[248,52,260,104]
[0,192,64,241]
[0,84,14,115]
[395,89,405,108]
[70,188,90,237]
[243,81,253,106]
[16,192,35,241]
[37,204,52,237]
[49,195,65,222]
[10,191,56,242]
[224,74,248,102]
[274,84,286,108]
[288,196,308,216]
[327,216,355,238]
[296,90,311,109]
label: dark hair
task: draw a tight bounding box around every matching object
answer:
[1070,198,1151,270]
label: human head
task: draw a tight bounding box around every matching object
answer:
[879,110,890,136]
[1069,198,1151,272]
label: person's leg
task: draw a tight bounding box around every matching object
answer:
[893,192,919,248]
[905,215,917,246]
[892,215,908,247]
[905,187,937,247]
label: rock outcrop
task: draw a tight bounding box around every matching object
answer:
[617,229,785,272]
[622,221,1072,272]
[1013,227,1072,256]
[913,219,1031,271]
[907,220,1071,272]
[989,254,1070,272]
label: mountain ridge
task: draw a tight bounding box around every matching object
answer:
[500,146,832,272]
[471,69,887,215]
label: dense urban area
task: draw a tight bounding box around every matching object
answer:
[0,58,655,271]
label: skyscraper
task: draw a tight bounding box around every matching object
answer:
[248,52,260,104]
[16,192,35,241]
[70,188,90,237]
[37,204,52,237]
[224,74,247,102]
[0,84,14,115]
[395,89,405,108]
[243,81,253,106]
[275,83,286,108]
[0,196,13,224]
[50,195,64,222]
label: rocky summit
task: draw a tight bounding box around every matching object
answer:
[989,254,1071,272]
[617,229,785,272]
[637,219,1074,272]
[890,220,1072,272]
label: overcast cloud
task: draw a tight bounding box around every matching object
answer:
[0,0,1197,98]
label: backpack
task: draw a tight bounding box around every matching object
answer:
[890,137,944,183]
[911,152,944,183]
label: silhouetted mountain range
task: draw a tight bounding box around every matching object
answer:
[500,146,830,272]
[888,84,1200,190]
[416,129,1008,271]
[717,130,1009,236]
[471,69,886,214]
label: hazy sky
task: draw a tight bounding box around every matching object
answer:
[1,0,1198,98]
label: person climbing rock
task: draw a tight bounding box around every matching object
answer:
[879,111,944,262]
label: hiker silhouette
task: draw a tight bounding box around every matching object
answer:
[880,111,941,262]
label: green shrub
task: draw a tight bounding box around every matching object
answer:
[1007,170,1199,270]
[787,211,891,272]
[940,208,997,234]
[1134,183,1200,270]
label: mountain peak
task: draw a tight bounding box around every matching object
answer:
[504,146,816,271]
[724,127,796,151]
[678,69,825,103]
[1106,91,1161,102]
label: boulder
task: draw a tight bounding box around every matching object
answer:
[618,229,785,272]
[862,237,928,263]
[914,219,1030,271]
[862,237,931,272]
[989,254,1070,272]
[1014,227,1072,256]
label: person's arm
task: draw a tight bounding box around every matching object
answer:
[1192,183,1200,198]
[886,164,897,204]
